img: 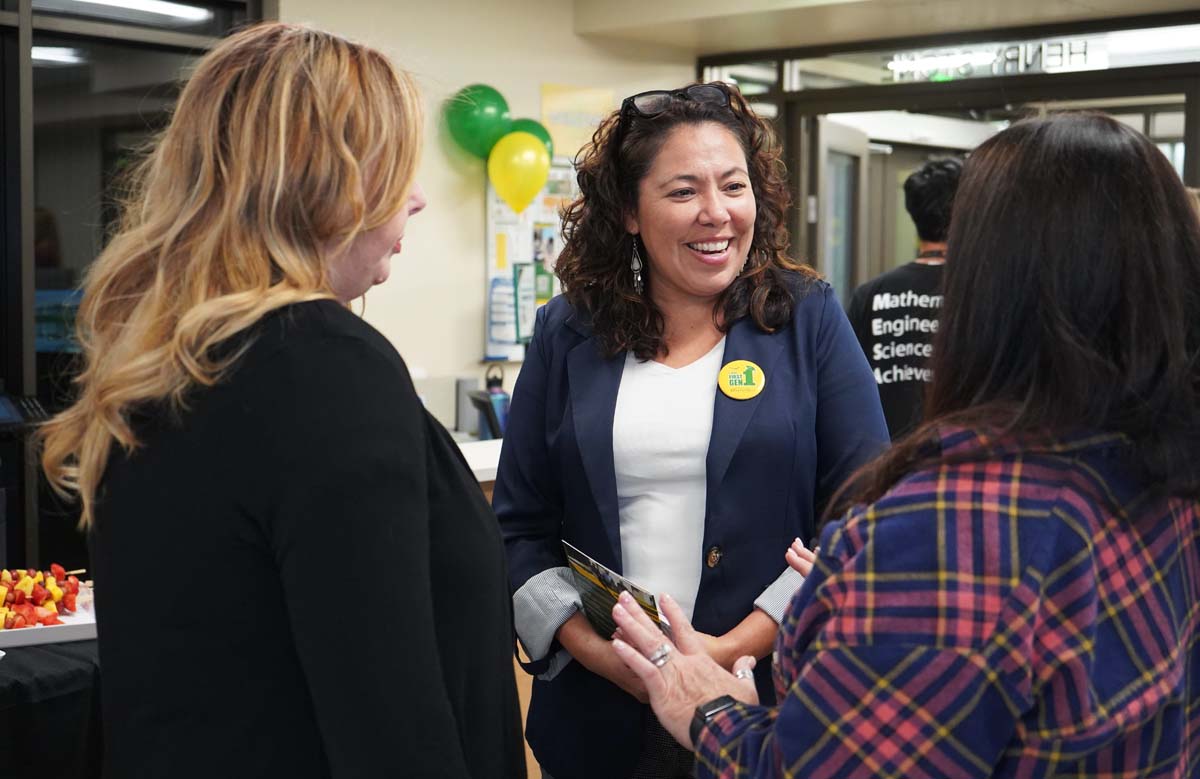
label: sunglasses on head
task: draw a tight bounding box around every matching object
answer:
[620,83,732,122]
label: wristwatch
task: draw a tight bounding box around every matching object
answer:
[689,694,739,746]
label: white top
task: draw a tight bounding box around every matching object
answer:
[510,334,805,682]
[611,337,725,620]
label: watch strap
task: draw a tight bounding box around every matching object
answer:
[689,694,738,746]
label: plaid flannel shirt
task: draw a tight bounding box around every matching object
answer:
[696,428,1199,778]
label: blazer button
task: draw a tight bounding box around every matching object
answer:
[706,546,722,568]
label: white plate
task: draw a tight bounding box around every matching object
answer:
[0,607,96,649]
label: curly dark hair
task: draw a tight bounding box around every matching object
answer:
[555,83,816,360]
[903,158,962,243]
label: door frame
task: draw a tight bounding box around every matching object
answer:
[809,117,869,294]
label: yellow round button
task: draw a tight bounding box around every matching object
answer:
[718,360,765,400]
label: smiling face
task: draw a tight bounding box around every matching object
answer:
[328,182,428,302]
[625,122,756,310]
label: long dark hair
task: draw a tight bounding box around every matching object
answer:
[555,83,816,360]
[835,112,1200,512]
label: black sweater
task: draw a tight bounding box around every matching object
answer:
[92,300,525,778]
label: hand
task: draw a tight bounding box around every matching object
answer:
[698,631,730,668]
[598,646,650,704]
[786,537,816,577]
[610,591,758,750]
[558,612,648,703]
[617,626,731,669]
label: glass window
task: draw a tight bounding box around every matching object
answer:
[702,61,777,95]
[785,55,879,90]
[1151,110,1185,139]
[1109,113,1146,134]
[824,151,857,306]
[749,102,778,120]
[1156,142,1186,179]
[702,63,782,129]
[33,34,198,408]
[30,34,199,567]
[32,0,243,37]
[781,22,1200,90]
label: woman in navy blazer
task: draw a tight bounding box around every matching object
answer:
[494,83,888,779]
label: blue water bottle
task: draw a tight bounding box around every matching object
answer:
[481,364,510,439]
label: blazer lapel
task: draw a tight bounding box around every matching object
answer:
[567,336,625,570]
[707,321,787,490]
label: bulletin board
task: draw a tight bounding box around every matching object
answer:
[484,164,578,361]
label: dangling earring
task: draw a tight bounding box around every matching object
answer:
[358,293,368,316]
[630,239,644,295]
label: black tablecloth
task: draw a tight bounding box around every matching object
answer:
[0,639,102,778]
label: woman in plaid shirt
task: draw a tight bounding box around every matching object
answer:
[608,112,1200,778]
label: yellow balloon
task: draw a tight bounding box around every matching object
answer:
[488,131,551,213]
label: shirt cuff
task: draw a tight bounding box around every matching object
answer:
[513,566,583,662]
[753,567,805,624]
[537,648,574,681]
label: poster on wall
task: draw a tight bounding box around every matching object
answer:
[484,164,579,361]
[540,84,614,164]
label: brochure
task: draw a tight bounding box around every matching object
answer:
[563,541,669,639]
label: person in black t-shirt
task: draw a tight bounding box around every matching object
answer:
[847,158,962,438]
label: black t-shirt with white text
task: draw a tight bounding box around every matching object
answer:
[846,262,943,439]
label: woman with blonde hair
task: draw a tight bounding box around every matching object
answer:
[40,22,525,778]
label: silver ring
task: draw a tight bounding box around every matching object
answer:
[648,643,673,668]
[734,668,754,680]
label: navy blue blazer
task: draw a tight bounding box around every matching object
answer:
[494,275,888,778]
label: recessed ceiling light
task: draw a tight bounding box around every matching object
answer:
[31,46,86,65]
[72,0,213,23]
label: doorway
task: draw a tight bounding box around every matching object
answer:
[796,90,1192,295]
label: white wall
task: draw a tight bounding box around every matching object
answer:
[277,0,695,427]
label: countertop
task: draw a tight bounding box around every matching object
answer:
[455,438,503,483]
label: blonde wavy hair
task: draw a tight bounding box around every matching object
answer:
[40,22,424,527]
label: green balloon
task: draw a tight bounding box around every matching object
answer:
[509,118,554,160]
[445,84,512,159]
